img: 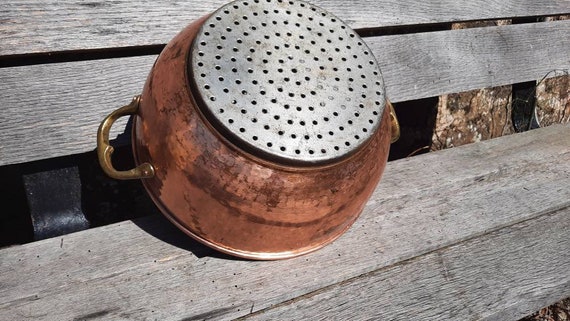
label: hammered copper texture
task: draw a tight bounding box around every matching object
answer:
[131,15,391,260]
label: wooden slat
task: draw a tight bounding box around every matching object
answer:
[0,56,156,165]
[1,0,569,55]
[379,20,570,102]
[1,124,568,321]
[1,20,569,166]
[244,208,570,321]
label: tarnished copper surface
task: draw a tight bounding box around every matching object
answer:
[128,14,392,260]
[84,0,407,260]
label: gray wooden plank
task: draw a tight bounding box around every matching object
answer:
[0,124,568,321]
[1,0,569,55]
[242,208,570,321]
[1,20,569,166]
[379,20,570,102]
[0,55,156,165]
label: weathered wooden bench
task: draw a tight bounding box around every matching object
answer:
[1,0,569,320]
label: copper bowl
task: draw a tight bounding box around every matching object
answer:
[97,0,399,260]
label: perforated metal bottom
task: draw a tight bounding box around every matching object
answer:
[189,0,386,165]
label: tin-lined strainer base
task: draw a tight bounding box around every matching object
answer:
[189,0,385,165]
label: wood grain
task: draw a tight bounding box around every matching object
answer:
[243,208,570,321]
[1,0,569,55]
[0,56,156,165]
[0,123,568,321]
[1,20,569,166]
[378,20,570,102]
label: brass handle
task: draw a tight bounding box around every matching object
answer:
[387,100,400,143]
[97,95,155,180]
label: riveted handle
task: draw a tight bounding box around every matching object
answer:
[387,100,400,143]
[97,95,155,180]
